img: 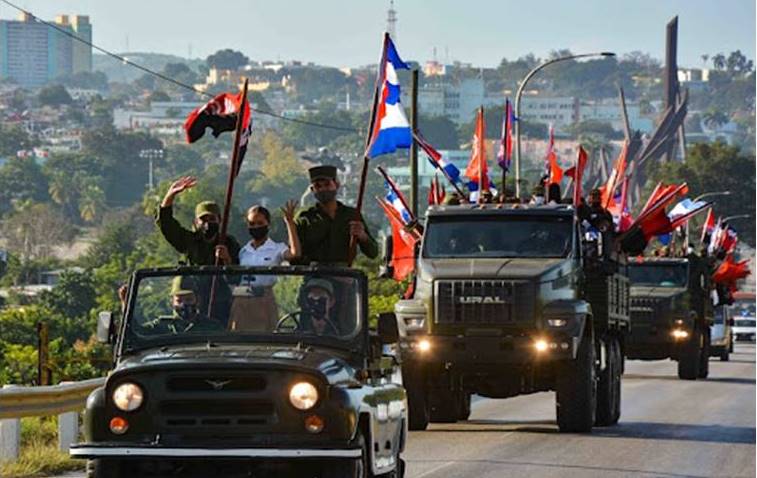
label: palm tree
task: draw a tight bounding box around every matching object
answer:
[702,109,729,130]
[79,184,106,223]
[701,54,709,67]
[712,53,726,71]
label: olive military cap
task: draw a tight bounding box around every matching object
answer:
[170,276,196,297]
[194,201,221,219]
[308,165,337,183]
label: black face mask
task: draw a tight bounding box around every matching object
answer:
[305,297,328,319]
[314,190,337,204]
[201,221,219,239]
[174,303,198,321]
[248,226,269,241]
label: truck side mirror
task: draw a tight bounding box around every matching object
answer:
[379,235,394,279]
[377,312,400,344]
[97,311,112,344]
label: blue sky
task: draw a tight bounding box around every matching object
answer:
[6,0,755,67]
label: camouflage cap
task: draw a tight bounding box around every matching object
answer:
[308,165,337,183]
[195,201,221,219]
[303,278,335,296]
[170,276,196,297]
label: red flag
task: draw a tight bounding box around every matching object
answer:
[428,176,445,205]
[713,254,750,283]
[630,183,689,241]
[184,90,252,176]
[568,146,588,205]
[465,107,489,195]
[700,209,716,245]
[377,198,417,281]
[600,142,628,208]
[497,99,513,171]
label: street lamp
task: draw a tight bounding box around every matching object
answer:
[139,149,164,190]
[723,214,752,223]
[513,51,616,198]
[694,191,731,202]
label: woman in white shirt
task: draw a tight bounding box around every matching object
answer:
[229,200,301,331]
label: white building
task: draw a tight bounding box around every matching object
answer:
[519,96,578,130]
[417,78,505,124]
[579,99,653,133]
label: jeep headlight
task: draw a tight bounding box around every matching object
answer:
[289,382,318,410]
[112,382,144,412]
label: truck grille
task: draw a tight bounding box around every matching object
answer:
[435,280,533,324]
[630,297,658,325]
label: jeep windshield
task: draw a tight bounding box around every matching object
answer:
[121,268,364,352]
[628,263,688,287]
[422,215,573,259]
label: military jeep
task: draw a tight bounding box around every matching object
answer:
[625,257,714,379]
[394,204,630,433]
[71,266,406,478]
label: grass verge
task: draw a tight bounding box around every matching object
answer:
[0,416,84,478]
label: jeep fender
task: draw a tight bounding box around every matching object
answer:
[357,388,406,476]
[82,386,107,442]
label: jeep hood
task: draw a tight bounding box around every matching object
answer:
[115,344,360,386]
[419,257,567,280]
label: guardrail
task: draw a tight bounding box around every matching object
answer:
[0,378,105,462]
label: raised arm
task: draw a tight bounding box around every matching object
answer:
[281,200,302,261]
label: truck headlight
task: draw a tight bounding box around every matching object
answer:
[289,382,319,410]
[671,329,689,340]
[547,318,568,327]
[404,317,426,330]
[112,382,144,412]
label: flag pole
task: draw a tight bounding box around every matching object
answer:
[207,78,248,317]
[348,34,387,266]
[478,106,485,204]
[412,131,468,201]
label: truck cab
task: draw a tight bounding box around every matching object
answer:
[625,257,714,379]
[395,204,629,433]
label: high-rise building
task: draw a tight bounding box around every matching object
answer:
[0,12,92,87]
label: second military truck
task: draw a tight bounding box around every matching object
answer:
[394,204,630,433]
[625,257,715,379]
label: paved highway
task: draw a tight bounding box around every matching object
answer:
[56,345,755,478]
[405,344,755,478]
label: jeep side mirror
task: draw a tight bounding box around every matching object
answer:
[97,311,112,344]
[377,312,400,344]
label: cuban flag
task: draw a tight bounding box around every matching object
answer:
[497,98,514,171]
[376,165,415,225]
[414,131,461,182]
[668,199,710,229]
[366,33,412,159]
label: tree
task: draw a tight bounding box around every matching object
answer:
[148,90,171,103]
[0,123,34,157]
[206,49,249,70]
[726,50,753,75]
[57,71,109,91]
[418,115,460,149]
[79,182,106,223]
[702,109,729,130]
[650,141,755,246]
[2,202,77,262]
[712,53,727,70]
[37,84,73,107]
[566,120,624,140]
[0,157,49,215]
[38,271,97,321]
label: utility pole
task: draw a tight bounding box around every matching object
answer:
[139,149,164,191]
[410,68,419,216]
[37,322,50,386]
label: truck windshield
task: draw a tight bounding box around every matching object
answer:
[422,215,573,259]
[123,270,362,351]
[734,319,756,327]
[627,263,688,287]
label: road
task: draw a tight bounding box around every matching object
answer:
[404,344,755,478]
[56,345,755,478]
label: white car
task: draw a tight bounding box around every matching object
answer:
[733,316,756,342]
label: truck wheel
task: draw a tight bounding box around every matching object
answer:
[86,459,123,478]
[404,369,429,431]
[556,331,596,433]
[609,339,622,425]
[429,389,458,423]
[457,392,472,421]
[596,338,621,426]
[698,330,710,379]
[677,329,701,380]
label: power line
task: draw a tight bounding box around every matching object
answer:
[0,0,360,133]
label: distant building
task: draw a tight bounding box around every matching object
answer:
[418,77,504,124]
[579,99,653,133]
[0,13,92,87]
[519,96,578,130]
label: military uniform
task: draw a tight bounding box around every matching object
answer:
[156,201,241,266]
[140,277,224,335]
[294,166,378,266]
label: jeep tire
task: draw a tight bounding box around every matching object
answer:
[86,459,123,478]
[556,331,597,433]
[677,329,701,380]
[322,432,369,478]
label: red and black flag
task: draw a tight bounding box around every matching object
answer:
[184,90,252,176]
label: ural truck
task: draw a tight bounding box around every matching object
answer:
[71,266,407,478]
[394,204,630,433]
[625,257,714,380]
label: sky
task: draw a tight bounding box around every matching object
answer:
[4,0,755,68]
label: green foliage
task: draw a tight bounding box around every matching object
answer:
[37,84,73,107]
[38,271,96,320]
[281,104,361,150]
[206,49,249,70]
[56,70,109,91]
[418,115,460,149]
[0,158,49,215]
[0,123,35,157]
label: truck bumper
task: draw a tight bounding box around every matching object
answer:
[400,333,577,367]
[70,443,361,459]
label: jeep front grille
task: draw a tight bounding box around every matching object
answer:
[435,280,533,324]
[167,375,266,393]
